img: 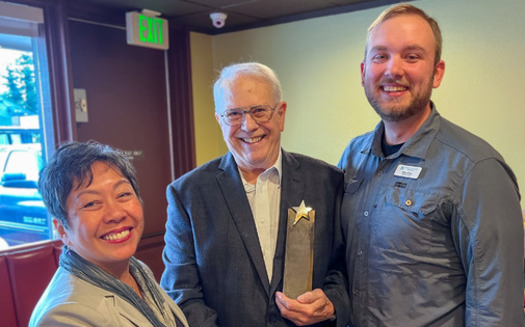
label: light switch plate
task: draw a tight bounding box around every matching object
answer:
[74,88,88,123]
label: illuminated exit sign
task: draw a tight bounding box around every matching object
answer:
[126,11,169,50]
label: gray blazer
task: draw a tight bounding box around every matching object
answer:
[161,150,350,327]
[29,263,189,327]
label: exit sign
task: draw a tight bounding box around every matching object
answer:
[126,12,169,50]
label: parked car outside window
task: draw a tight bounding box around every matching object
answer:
[0,143,52,247]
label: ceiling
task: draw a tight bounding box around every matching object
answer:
[77,0,404,35]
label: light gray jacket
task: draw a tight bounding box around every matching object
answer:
[29,263,189,327]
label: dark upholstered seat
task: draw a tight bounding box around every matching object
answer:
[0,240,62,327]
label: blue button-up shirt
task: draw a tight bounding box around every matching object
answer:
[338,105,524,326]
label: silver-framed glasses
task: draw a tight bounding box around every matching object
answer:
[219,104,278,126]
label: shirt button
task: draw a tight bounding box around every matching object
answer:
[378,171,383,176]
[405,199,413,206]
[353,289,359,295]
[364,211,369,217]
[357,250,363,256]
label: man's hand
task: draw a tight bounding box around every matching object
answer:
[275,289,335,326]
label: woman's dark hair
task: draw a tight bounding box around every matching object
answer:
[38,141,141,228]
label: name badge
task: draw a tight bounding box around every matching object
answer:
[394,164,422,179]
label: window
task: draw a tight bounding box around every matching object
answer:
[0,2,55,249]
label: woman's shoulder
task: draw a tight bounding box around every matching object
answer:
[29,268,127,326]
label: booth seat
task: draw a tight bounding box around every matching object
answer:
[0,240,63,327]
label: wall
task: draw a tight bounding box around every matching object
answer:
[190,32,227,165]
[191,0,525,205]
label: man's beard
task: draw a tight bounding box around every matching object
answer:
[365,75,434,122]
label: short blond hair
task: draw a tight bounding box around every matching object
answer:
[365,3,442,65]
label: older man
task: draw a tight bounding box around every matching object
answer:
[161,62,349,327]
[338,4,524,326]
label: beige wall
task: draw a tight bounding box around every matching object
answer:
[191,0,525,205]
[190,32,227,165]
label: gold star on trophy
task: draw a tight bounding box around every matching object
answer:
[292,200,312,225]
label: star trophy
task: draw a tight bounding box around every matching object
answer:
[283,200,314,299]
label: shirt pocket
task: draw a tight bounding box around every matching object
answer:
[344,173,363,194]
[386,187,438,215]
[371,187,439,256]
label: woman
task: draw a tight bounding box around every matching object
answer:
[29,141,188,327]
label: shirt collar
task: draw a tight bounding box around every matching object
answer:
[239,149,283,190]
[369,102,441,160]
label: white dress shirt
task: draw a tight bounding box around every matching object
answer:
[240,151,282,283]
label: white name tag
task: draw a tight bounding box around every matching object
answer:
[394,164,422,179]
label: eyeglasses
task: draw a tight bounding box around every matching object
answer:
[219,104,278,127]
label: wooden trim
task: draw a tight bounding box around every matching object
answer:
[43,0,76,146]
[166,23,196,178]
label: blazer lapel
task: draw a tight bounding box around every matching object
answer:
[270,150,304,293]
[102,295,152,326]
[216,153,271,294]
[101,282,190,327]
